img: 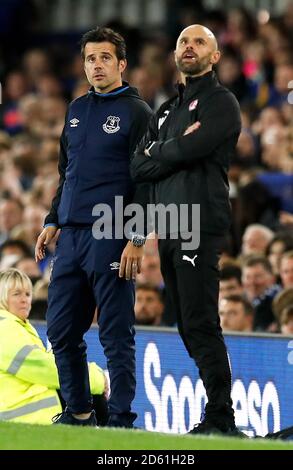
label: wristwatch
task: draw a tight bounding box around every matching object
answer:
[131,233,146,248]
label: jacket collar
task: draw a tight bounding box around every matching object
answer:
[0,308,26,325]
[177,71,218,102]
[0,308,41,339]
[88,81,130,98]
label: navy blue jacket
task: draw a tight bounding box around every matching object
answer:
[45,83,152,228]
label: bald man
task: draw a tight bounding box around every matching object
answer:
[131,25,242,436]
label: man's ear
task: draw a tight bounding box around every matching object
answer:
[119,59,127,74]
[211,50,221,65]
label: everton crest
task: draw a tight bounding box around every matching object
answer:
[102,116,120,134]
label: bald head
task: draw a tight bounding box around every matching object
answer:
[177,25,218,51]
[175,24,220,80]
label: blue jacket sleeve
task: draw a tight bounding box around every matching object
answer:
[44,120,68,227]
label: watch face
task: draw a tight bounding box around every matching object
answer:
[132,235,145,247]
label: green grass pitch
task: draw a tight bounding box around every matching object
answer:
[0,422,292,450]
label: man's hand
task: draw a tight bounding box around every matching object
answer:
[184,121,201,135]
[35,226,58,262]
[119,241,144,280]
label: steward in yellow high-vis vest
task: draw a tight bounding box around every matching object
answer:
[0,308,105,424]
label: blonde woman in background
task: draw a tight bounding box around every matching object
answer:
[0,268,108,425]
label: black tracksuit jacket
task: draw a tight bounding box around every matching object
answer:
[130,71,241,235]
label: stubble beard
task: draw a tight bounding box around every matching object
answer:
[176,54,212,76]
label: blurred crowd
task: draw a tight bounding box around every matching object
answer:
[0,3,292,334]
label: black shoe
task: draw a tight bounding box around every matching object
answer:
[52,409,97,426]
[106,420,134,429]
[188,420,246,438]
[106,412,137,428]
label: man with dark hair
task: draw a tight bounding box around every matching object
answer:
[80,27,126,62]
[242,255,281,330]
[131,24,242,436]
[219,264,243,301]
[0,239,32,265]
[134,283,164,326]
[35,27,152,428]
[219,294,254,332]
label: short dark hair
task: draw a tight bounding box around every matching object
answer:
[266,232,293,257]
[135,283,163,303]
[80,27,126,61]
[220,265,242,284]
[0,239,32,258]
[243,255,273,274]
[223,295,254,317]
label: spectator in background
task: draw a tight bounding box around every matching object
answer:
[219,295,254,332]
[260,123,292,174]
[252,107,285,137]
[266,234,293,278]
[136,250,164,287]
[217,48,252,104]
[22,49,52,89]
[272,287,293,333]
[136,242,177,326]
[226,7,257,52]
[134,283,164,326]
[0,131,12,161]
[129,66,167,110]
[235,127,257,168]
[280,251,293,288]
[241,224,274,256]
[17,94,43,138]
[14,256,42,285]
[11,204,47,251]
[3,70,29,103]
[0,268,108,425]
[35,73,64,99]
[269,63,293,108]
[280,306,293,335]
[2,71,29,135]
[10,138,37,191]
[219,264,243,301]
[39,97,66,139]
[0,197,23,245]
[0,239,31,270]
[242,255,280,330]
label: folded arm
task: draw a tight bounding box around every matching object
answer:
[149,91,241,166]
[130,113,176,183]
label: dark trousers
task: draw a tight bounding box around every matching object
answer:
[158,233,234,425]
[47,228,137,427]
